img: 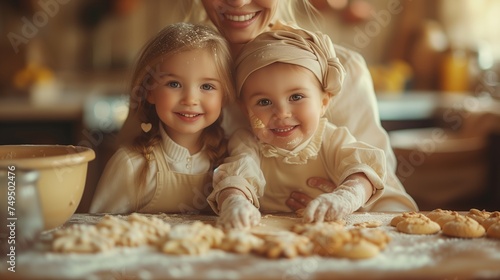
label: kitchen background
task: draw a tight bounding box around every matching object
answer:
[1,0,499,212]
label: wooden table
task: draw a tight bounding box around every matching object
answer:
[2,212,500,279]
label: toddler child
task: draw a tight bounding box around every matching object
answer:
[208,23,386,229]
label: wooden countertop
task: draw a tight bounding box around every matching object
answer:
[377,91,500,122]
[2,212,500,280]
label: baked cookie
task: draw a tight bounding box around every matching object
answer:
[95,215,128,240]
[291,222,390,259]
[160,221,224,255]
[116,226,148,247]
[482,212,500,230]
[52,213,176,253]
[52,224,94,238]
[396,216,441,235]
[466,208,491,224]
[199,223,225,248]
[353,220,383,228]
[162,237,211,255]
[291,222,349,256]
[127,213,172,240]
[254,232,313,259]
[442,216,486,238]
[218,230,264,254]
[291,221,345,236]
[486,221,500,239]
[390,212,421,227]
[97,214,171,246]
[336,239,380,259]
[312,228,351,257]
[335,229,381,259]
[160,222,208,255]
[435,212,463,228]
[52,224,115,253]
[353,228,391,250]
[426,209,456,223]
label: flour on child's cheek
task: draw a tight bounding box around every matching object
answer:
[250,114,265,129]
[249,113,273,143]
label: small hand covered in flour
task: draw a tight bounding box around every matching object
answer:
[302,177,369,223]
[217,194,261,230]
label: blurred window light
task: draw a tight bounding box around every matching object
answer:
[84,95,128,132]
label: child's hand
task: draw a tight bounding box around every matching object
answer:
[286,177,337,211]
[302,179,367,223]
[217,194,261,230]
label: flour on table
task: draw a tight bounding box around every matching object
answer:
[17,211,499,280]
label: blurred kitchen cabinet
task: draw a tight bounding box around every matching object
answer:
[0,121,80,145]
[0,96,84,145]
[486,132,500,209]
[390,127,489,211]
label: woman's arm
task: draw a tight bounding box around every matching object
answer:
[329,45,418,211]
[288,44,418,212]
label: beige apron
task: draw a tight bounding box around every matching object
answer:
[260,155,328,213]
[139,144,213,214]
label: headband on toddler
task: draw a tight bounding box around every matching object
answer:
[235,22,346,98]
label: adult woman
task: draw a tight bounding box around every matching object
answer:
[118,0,418,212]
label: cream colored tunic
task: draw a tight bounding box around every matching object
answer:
[208,119,386,213]
[89,126,212,214]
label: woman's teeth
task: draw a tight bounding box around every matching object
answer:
[225,13,256,22]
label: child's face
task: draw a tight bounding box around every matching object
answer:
[147,49,224,143]
[241,63,330,151]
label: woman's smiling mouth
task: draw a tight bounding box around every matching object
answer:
[224,12,257,22]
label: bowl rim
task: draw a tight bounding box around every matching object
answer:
[0,145,95,169]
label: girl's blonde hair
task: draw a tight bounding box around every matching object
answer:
[129,22,234,207]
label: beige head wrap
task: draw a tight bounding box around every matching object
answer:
[235,22,346,98]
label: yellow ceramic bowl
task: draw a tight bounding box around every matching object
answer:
[0,145,95,230]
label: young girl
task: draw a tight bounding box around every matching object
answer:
[90,22,234,214]
[207,23,387,229]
